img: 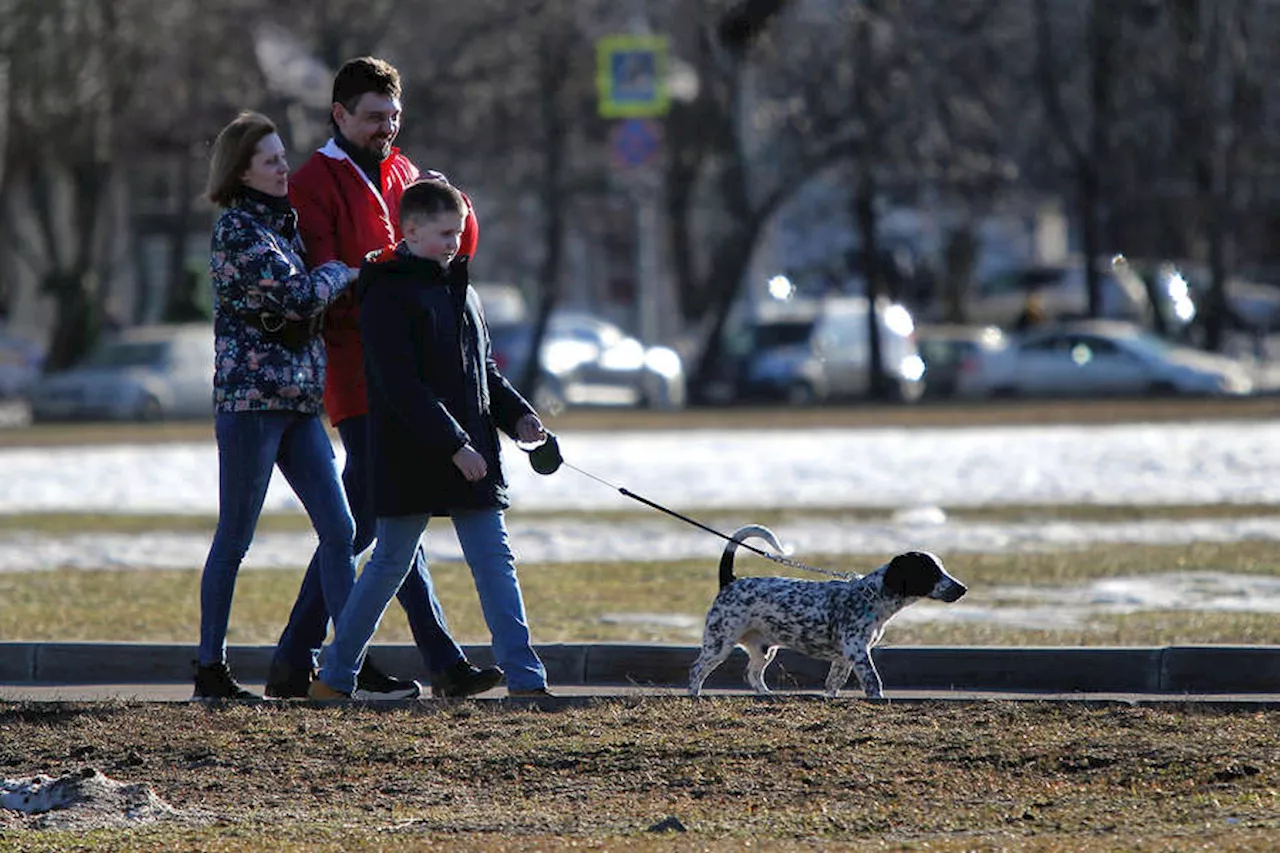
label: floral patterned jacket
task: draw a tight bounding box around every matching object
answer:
[209,192,351,414]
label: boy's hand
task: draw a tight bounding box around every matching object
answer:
[452,444,488,482]
[516,414,546,444]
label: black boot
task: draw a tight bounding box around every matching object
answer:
[264,659,315,699]
[354,656,422,700]
[192,660,260,700]
[431,661,506,698]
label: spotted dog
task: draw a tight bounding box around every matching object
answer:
[688,524,967,699]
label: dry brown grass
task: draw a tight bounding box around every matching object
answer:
[2,698,1278,850]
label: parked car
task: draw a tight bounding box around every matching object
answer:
[27,324,214,422]
[967,320,1254,399]
[0,331,44,400]
[914,324,1009,399]
[489,310,686,416]
[738,295,926,404]
[965,257,1174,332]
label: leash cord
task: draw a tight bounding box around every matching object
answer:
[558,460,854,580]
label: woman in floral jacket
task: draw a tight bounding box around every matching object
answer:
[195,112,358,699]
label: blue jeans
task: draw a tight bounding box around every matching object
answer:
[199,410,355,666]
[272,415,466,675]
[319,509,546,694]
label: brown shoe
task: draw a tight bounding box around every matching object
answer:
[307,680,350,701]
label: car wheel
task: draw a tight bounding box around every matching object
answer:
[786,381,817,406]
[895,379,925,404]
[135,395,163,422]
[640,374,686,410]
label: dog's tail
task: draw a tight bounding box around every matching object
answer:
[719,524,785,589]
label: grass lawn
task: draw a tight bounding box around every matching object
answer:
[3,538,1280,647]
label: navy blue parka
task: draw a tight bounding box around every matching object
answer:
[355,244,535,517]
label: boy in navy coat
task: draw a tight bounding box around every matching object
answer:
[311,179,551,698]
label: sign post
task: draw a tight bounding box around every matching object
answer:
[597,34,671,347]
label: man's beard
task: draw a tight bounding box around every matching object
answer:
[367,136,393,159]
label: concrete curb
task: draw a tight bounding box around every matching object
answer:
[2,642,1278,694]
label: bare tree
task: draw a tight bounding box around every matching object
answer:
[666,0,1020,397]
[0,0,148,368]
[1166,0,1274,350]
[380,0,612,403]
[660,0,855,391]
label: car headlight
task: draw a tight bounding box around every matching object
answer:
[1217,372,1253,395]
[643,346,683,379]
[542,340,597,375]
[882,304,915,337]
[897,354,926,382]
[599,338,645,372]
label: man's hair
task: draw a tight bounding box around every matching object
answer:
[400,178,467,225]
[332,56,402,119]
[206,111,277,208]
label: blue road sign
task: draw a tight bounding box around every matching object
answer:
[611,118,663,169]
[597,35,670,119]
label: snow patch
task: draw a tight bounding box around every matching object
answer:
[1,767,175,830]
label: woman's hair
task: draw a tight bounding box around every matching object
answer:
[399,178,467,225]
[206,111,277,208]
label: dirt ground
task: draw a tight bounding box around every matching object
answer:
[1,698,1277,851]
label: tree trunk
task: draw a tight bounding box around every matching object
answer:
[943,226,976,324]
[163,146,203,322]
[1083,0,1115,318]
[689,225,765,390]
[42,270,99,370]
[518,41,567,401]
[854,171,890,400]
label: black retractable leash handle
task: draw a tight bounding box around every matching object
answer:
[518,431,791,563]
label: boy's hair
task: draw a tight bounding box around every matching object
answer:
[332,57,402,119]
[400,179,468,226]
[206,111,277,208]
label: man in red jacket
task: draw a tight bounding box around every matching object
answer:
[267,56,500,700]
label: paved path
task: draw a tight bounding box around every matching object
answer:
[4,682,1279,708]
[4,642,1278,703]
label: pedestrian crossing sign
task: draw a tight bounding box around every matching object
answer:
[597,34,670,119]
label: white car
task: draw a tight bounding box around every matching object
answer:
[489,311,686,415]
[970,320,1254,398]
[741,296,926,404]
[28,324,215,422]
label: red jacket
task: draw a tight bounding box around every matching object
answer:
[290,138,480,424]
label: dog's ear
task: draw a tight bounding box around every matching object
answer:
[883,551,943,597]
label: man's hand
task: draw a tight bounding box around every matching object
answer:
[516,413,546,444]
[452,444,488,482]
